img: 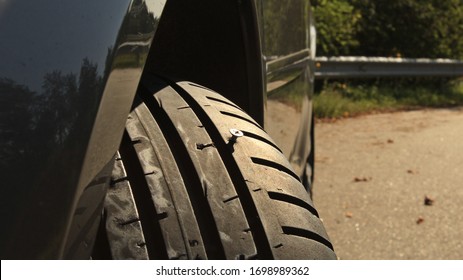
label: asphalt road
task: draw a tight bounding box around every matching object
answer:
[312,107,463,259]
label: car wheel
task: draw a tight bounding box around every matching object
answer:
[101,76,335,259]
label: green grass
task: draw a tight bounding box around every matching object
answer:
[313,79,463,118]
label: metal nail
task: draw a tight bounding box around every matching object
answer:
[229,128,244,143]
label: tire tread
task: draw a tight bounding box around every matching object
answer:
[102,77,336,259]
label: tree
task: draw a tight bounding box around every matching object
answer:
[311,0,463,59]
[350,0,463,59]
[311,0,361,56]
[0,79,36,169]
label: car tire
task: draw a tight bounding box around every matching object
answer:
[102,76,336,260]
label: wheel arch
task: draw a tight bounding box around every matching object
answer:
[143,0,265,125]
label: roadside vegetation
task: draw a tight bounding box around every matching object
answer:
[314,79,463,118]
[311,0,463,118]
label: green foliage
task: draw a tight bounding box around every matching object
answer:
[312,0,463,59]
[314,79,463,118]
[312,0,463,117]
[312,0,361,56]
[350,0,463,59]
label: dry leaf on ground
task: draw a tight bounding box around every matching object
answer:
[353,177,372,182]
[424,195,435,206]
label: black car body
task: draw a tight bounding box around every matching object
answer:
[0,0,325,259]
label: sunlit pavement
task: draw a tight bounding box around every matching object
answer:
[313,107,463,259]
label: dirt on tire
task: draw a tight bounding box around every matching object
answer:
[101,77,336,260]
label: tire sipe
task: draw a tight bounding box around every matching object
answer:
[102,76,336,260]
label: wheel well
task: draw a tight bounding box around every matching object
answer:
[143,0,264,124]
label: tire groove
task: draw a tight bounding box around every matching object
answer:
[242,131,283,154]
[132,102,206,259]
[206,96,245,112]
[220,111,264,130]
[118,132,168,259]
[138,86,226,260]
[251,157,301,182]
[282,226,334,251]
[268,192,319,218]
[167,81,274,259]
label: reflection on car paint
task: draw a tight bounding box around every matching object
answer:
[259,0,315,176]
[0,0,165,259]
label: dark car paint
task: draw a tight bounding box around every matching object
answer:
[261,0,316,177]
[0,0,315,259]
[0,0,165,259]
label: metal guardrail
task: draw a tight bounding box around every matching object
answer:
[315,56,463,79]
